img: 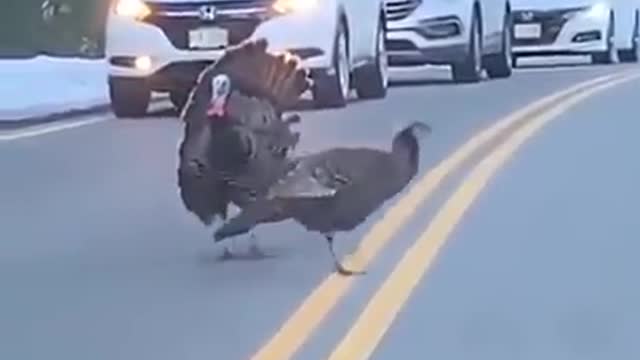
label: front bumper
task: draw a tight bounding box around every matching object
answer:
[512,6,609,56]
[105,1,335,88]
[384,0,470,65]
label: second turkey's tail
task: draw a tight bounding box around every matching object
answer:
[390,121,431,177]
[393,121,431,143]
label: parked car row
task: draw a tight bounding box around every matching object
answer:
[104,0,639,118]
[511,0,640,66]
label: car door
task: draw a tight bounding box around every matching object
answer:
[340,0,382,67]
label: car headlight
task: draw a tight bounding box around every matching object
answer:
[272,0,318,14]
[583,3,609,18]
[114,0,151,20]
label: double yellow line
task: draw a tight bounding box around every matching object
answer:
[251,70,640,360]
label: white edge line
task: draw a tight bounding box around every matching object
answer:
[0,98,171,142]
[0,117,108,141]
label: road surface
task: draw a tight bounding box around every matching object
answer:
[1,57,639,359]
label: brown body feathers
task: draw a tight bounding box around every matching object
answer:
[177,38,312,228]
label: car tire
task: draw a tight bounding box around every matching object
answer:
[170,87,191,113]
[353,14,388,99]
[312,20,350,108]
[618,12,639,63]
[452,10,482,83]
[592,14,616,64]
[485,10,513,79]
[108,77,151,118]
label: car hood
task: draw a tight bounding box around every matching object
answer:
[511,0,606,10]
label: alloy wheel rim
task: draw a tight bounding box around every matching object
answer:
[635,21,640,57]
[337,33,350,99]
[609,37,615,59]
[378,24,389,88]
[473,22,481,74]
[504,20,513,67]
[608,22,615,60]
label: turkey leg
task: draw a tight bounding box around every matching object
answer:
[325,234,366,276]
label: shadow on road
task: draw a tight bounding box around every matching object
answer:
[195,243,294,267]
[148,108,178,118]
[514,56,595,70]
[516,62,595,70]
[389,77,455,87]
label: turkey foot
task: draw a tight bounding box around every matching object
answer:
[217,238,238,261]
[219,246,235,261]
[325,234,366,276]
[246,233,269,259]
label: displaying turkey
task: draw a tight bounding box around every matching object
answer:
[213,121,432,275]
[177,38,312,258]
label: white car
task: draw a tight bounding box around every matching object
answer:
[105,0,388,117]
[511,0,640,65]
[384,0,514,82]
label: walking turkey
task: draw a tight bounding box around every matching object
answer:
[213,121,432,275]
[177,38,312,258]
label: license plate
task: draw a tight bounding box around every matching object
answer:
[514,23,542,39]
[188,27,228,49]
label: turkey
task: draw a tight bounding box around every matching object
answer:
[212,121,432,275]
[177,38,312,258]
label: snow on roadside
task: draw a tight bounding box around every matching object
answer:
[0,56,109,121]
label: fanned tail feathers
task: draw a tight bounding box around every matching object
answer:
[205,38,312,109]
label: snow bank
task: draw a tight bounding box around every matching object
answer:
[0,56,109,121]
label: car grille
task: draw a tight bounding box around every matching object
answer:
[146,0,273,12]
[384,0,421,22]
[144,0,275,50]
[512,7,586,46]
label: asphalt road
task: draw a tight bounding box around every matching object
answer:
[1,57,639,359]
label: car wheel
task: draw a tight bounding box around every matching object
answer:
[452,10,482,83]
[312,20,350,108]
[618,11,639,62]
[485,11,513,78]
[592,14,616,64]
[108,77,151,118]
[353,14,388,99]
[170,87,191,113]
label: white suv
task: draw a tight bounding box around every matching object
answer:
[105,0,388,117]
[384,0,513,82]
